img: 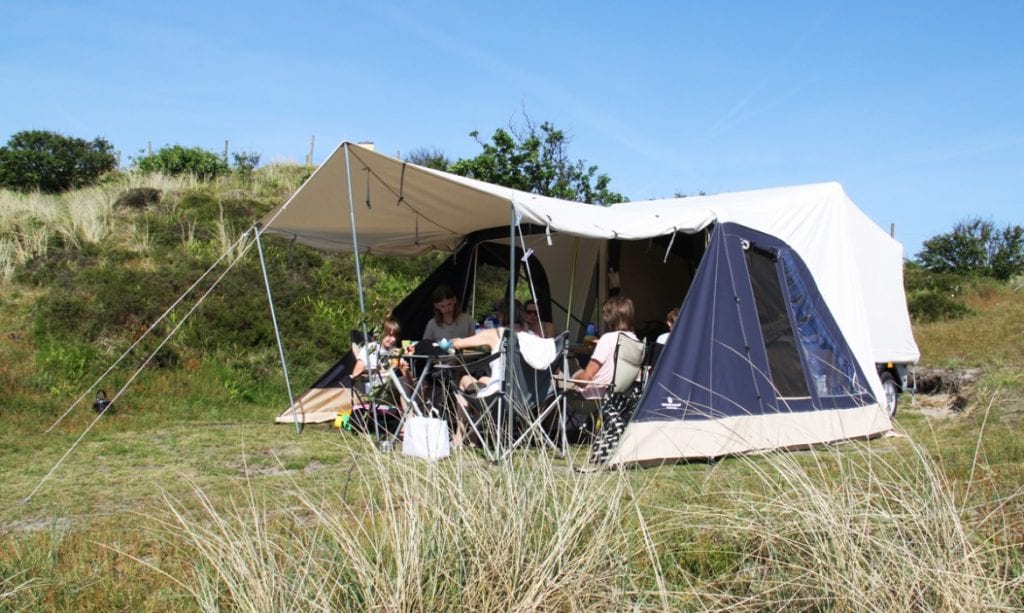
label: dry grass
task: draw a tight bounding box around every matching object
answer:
[153,445,650,611]
[131,432,1024,612]
[0,165,306,283]
[3,396,1022,611]
[655,439,1017,610]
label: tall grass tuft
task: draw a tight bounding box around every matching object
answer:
[61,187,114,245]
[0,190,57,281]
[0,185,116,278]
[120,170,201,193]
[146,431,1023,611]
[654,437,1019,610]
[215,204,250,262]
[157,446,656,611]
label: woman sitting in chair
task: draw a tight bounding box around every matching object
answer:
[450,304,558,397]
[434,328,507,448]
[446,310,560,447]
[450,301,524,396]
[523,299,556,338]
[572,295,638,399]
[450,327,506,397]
[493,299,526,333]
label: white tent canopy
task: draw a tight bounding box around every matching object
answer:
[260,142,919,372]
[259,142,714,253]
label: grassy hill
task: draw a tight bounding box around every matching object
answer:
[1,173,1022,610]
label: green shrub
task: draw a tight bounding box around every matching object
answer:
[17,243,101,289]
[904,263,973,322]
[907,289,972,323]
[113,187,161,210]
[0,130,117,193]
[904,263,967,296]
[134,145,229,180]
[32,339,102,396]
[30,250,206,343]
[916,217,1024,281]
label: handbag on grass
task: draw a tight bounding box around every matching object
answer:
[402,412,451,462]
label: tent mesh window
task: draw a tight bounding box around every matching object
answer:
[780,255,869,398]
[746,248,810,398]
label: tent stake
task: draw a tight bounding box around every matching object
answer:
[256,227,301,434]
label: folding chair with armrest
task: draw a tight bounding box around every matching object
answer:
[561,332,645,446]
[454,330,569,460]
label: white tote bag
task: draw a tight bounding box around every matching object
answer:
[402,414,451,462]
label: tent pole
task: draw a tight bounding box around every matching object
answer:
[499,203,520,459]
[342,144,381,444]
[471,246,479,320]
[565,237,579,332]
[514,222,544,337]
[255,227,301,434]
[598,240,608,317]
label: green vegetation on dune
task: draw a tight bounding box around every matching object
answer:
[0,166,1022,610]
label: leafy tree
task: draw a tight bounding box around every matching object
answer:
[405,147,450,171]
[916,218,1024,280]
[449,116,627,205]
[134,145,229,179]
[232,151,261,177]
[0,130,117,193]
[902,261,972,322]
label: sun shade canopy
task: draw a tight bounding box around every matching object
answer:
[259,142,918,365]
[259,142,714,254]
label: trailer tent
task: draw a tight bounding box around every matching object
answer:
[261,143,919,464]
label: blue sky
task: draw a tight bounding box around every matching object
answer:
[2,0,1022,258]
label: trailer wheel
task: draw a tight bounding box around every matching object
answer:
[880,371,899,417]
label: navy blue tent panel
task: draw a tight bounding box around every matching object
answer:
[635,223,873,423]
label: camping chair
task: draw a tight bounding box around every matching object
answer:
[449,329,569,460]
[639,340,666,391]
[561,332,645,447]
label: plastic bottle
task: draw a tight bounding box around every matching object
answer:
[585,322,597,337]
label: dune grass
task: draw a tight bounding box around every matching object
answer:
[3,397,1022,610]
[0,165,306,284]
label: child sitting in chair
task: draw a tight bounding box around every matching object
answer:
[350,317,410,407]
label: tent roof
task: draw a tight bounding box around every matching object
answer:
[260,142,881,253]
[259,141,918,364]
[259,142,716,254]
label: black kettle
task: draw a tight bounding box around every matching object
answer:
[92,389,112,413]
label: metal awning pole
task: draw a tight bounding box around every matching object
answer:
[471,246,479,320]
[500,202,520,459]
[255,226,300,434]
[342,144,380,443]
[565,237,579,332]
